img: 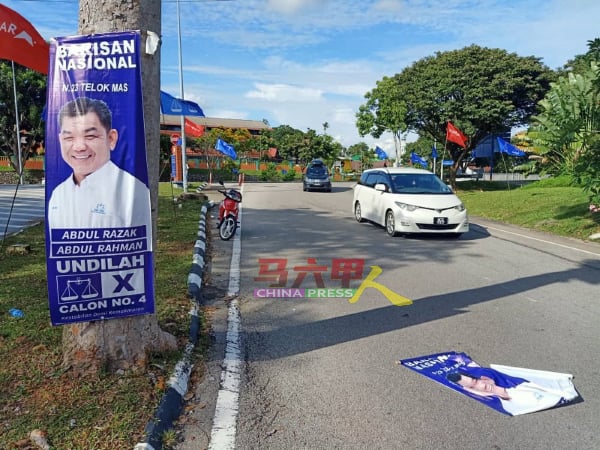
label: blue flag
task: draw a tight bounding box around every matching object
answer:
[375,146,388,160]
[410,152,427,168]
[431,145,438,159]
[496,137,525,157]
[160,90,205,117]
[216,138,237,159]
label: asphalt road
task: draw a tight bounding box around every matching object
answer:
[0,184,45,241]
[195,181,600,450]
[6,182,599,449]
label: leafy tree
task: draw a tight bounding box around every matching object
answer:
[192,127,243,175]
[347,142,369,159]
[270,124,307,162]
[269,124,342,166]
[562,38,600,75]
[357,45,555,187]
[356,76,407,163]
[0,62,47,175]
[298,128,342,164]
[532,61,600,205]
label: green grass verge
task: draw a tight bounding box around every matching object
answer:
[456,179,600,240]
[0,183,209,449]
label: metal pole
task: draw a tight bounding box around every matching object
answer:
[393,133,400,167]
[176,0,188,192]
[11,62,24,185]
[400,135,406,167]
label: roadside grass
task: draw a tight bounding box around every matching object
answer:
[0,182,208,450]
[456,177,600,240]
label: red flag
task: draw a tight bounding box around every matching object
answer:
[446,122,468,148]
[184,118,204,138]
[0,5,49,74]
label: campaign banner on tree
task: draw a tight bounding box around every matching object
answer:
[401,351,579,416]
[44,31,154,326]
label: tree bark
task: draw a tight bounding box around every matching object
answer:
[62,0,177,377]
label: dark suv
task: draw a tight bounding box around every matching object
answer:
[303,161,332,192]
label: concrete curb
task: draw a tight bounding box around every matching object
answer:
[134,203,211,450]
[195,182,209,193]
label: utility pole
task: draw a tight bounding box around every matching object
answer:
[61,0,177,376]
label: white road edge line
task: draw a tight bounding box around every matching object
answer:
[482,223,600,257]
[209,201,243,450]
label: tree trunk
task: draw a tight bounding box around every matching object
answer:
[62,0,177,377]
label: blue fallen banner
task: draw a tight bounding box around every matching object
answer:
[401,351,579,416]
[44,31,155,325]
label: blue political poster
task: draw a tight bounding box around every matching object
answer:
[44,31,154,326]
[401,351,580,416]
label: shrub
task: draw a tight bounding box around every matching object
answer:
[259,163,280,181]
[281,170,297,181]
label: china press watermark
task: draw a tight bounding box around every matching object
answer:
[253,257,412,306]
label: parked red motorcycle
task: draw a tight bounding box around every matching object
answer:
[217,181,242,240]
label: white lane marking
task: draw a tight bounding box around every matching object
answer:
[209,200,243,450]
[481,223,600,257]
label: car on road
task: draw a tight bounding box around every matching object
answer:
[456,166,484,180]
[303,160,332,192]
[352,167,469,237]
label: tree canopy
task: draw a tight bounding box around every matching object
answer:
[0,62,47,173]
[356,45,555,185]
[263,124,343,165]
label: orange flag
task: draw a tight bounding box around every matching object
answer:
[446,122,468,148]
[184,118,205,138]
[0,4,49,74]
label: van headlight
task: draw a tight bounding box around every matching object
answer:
[395,202,418,211]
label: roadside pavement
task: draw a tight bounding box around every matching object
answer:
[172,184,236,450]
[0,184,45,241]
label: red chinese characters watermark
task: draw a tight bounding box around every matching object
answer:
[253,257,412,306]
[254,257,365,288]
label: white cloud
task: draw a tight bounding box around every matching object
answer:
[9,0,600,151]
[246,83,323,102]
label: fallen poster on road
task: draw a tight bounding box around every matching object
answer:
[400,351,580,416]
[44,31,154,325]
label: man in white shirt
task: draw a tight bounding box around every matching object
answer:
[47,97,151,249]
[447,366,578,416]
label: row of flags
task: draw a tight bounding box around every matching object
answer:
[0,5,520,166]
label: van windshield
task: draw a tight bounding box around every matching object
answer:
[390,174,452,194]
[307,166,328,177]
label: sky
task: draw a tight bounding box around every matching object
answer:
[4,0,600,155]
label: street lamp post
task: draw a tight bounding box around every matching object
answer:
[176,0,188,192]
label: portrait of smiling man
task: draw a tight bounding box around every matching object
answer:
[47,96,152,237]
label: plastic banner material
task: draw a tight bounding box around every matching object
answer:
[44,31,154,326]
[401,351,579,416]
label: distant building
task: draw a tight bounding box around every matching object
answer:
[160,115,270,136]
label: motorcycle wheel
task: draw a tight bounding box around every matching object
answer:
[219,216,237,240]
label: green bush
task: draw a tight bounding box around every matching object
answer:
[259,163,280,181]
[522,174,574,189]
[281,170,297,181]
